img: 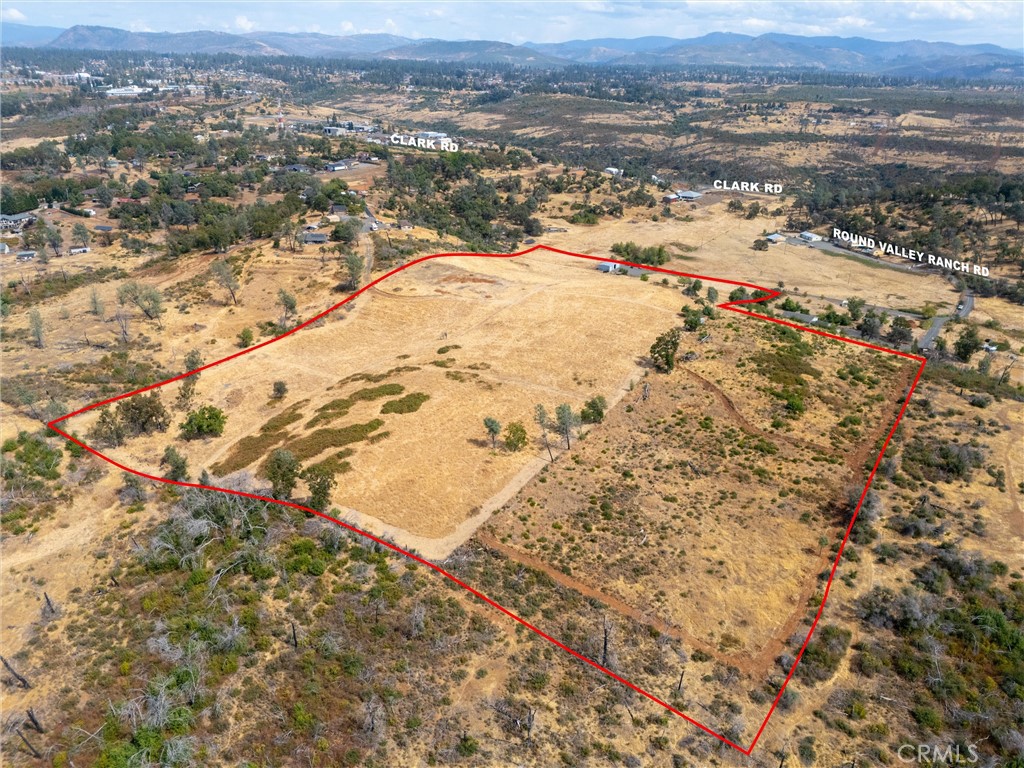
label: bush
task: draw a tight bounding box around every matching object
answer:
[271,381,287,400]
[160,446,189,481]
[580,395,607,424]
[180,406,227,440]
[116,393,170,436]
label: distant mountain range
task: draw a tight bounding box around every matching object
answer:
[4,22,1021,79]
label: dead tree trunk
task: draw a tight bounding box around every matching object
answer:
[26,708,44,733]
[1,655,31,688]
[43,593,55,616]
[291,621,298,649]
[600,617,611,668]
[16,728,41,758]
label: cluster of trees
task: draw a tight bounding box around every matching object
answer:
[383,163,540,251]
[483,398,607,457]
[263,448,336,512]
[86,391,226,450]
[0,141,70,172]
[610,241,670,266]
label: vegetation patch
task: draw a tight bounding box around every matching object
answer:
[380,392,430,415]
[305,384,405,428]
[284,419,386,461]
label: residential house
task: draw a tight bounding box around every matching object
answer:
[799,231,823,242]
[302,232,328,245]
[0,212,37,232]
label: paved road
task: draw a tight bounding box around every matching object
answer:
[784,237,917,273]
[920,290,973,350]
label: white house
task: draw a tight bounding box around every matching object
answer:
[799,231,823,242]
[604,167,623,177]
[597,262,619,273]
[766,233,786,244]
[0,243,9,254]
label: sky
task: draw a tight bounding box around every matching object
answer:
[2,1,1023,49]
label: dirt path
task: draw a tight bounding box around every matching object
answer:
[474,533,754,672]
[679,368,830,454]
[470,358,922,682]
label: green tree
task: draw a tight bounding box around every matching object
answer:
[728,287,748,302]
[160,445,189,481]
[752,238,769,251]
[238,327,254,348]
[43,224,63,258]
[858,312,882,340]
[301,465,336,512]
[95,185,114,208]
[504,421,527,451]
[580,395,607,424]
[28,308,44,347]
[953,325,982,363]
[650,327,682,372]
[72,222,92,248]
[706,286,719,303]
[179,405,227,440]
[211,259,239,305]
[116,393,171,436]
[117,281,164,327]
[278,288,297,327]
[886,316,913,347]
[89,287,104,317]
[846,297,866,321]
[345,252,365,290]
[483,417,501,449]
[272,381,288,399]
[88,406,127,448]
[555,403,580,449]
[264,448,301,499]
[176,349,204,411]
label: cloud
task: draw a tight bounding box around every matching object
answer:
[235,15,256,33]
[339,20,355,34]
[1,7,27,22]
[834,15,873,29]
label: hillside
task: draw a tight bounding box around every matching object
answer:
[18,23,1020,79]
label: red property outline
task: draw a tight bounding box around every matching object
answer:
[48,245,925,755]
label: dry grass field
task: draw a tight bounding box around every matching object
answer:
[62,249,695,558]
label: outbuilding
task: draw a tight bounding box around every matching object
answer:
[302,233,328,245]
[16,250,36,261]
[766,233,786,244]
[676,190,702,200]
[799,231,822,242]
[597,262,619,273]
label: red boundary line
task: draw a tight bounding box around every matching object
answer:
[47,244,925,755]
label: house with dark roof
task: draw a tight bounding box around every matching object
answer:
[302,232,328,245]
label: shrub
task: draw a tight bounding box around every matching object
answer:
[160,446,189,481]
[271,381,288,400]
[581,395,607,424]
[504,421,528,451]
[180,406,227,440]
[116,393,171,436]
